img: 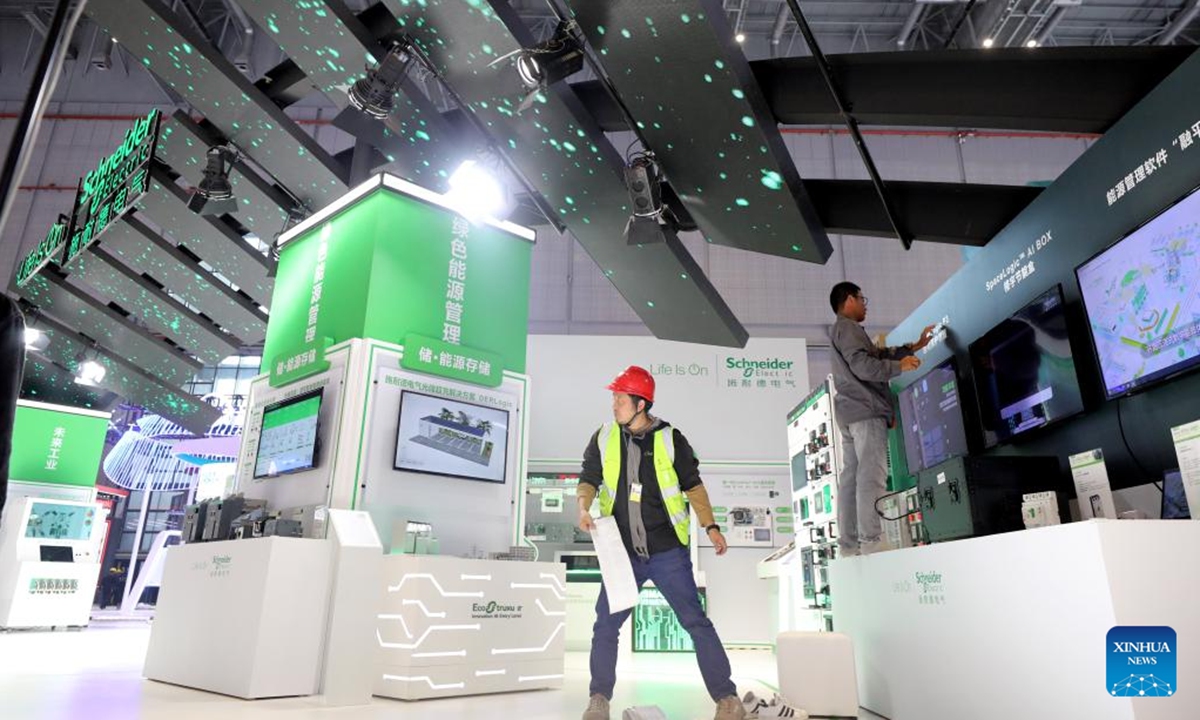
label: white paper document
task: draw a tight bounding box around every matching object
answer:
[592,516,638,613]
[1170,419,1200,516]
[1069,449,1117,520]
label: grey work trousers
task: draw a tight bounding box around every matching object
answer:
[837,417,889,551]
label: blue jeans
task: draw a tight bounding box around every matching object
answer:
[589,546,737,702]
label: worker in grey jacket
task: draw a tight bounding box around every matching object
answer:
[829,282,934,556]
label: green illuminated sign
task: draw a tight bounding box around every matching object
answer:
[62,109,161,267]
[9,402,109,487]
[633,586,707,653]
[15,219,69,287]
[400,333,503,388]
[269,338,332,388]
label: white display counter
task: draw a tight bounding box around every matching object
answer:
[0,496,106,630]
[143,537,332,699]
[830,520,1199,720]
[375,554,566,700]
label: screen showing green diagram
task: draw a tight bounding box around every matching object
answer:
[633,586,707,653]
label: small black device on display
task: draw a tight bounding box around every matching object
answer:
[1162,469,1192,519]
[969,284,1085,448]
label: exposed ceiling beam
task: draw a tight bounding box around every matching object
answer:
[1157,0,1200,45]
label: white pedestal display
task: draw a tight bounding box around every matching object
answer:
[830,520,1199,720]
[374,555,566,700]
[143,537,332,698]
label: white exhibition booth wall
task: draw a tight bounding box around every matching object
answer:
[526,334,809,646]
[235,339,530,558]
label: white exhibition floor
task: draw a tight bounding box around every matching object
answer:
[0,621,884,720]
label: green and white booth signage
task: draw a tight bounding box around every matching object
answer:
[235,174,536,555]
[5,401,110,505]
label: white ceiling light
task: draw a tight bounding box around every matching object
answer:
[446,160,508,221]
[24,327,44,349]
[735,33,746,44]
[1026,39,1039,48]
[982,37,996,48]
[75,360,106,387]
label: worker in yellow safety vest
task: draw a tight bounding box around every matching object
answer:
[576,366,745,720]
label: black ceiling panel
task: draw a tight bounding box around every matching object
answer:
[68,248,239,364]
[20,355,118,411]
[564,0,831,264]
[13,272,203,388]
[27,317,219,435]
[99,216,267,343]
[378,0,747,347]
[568,47,1197,134]
[134,170,273,308]
[86,0,349,209]
[233,0,471,190]
[806,180,1044,247]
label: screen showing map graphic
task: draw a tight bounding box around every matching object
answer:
[1078,186,1200,399]
[394,390,510,483]
[253,390,322,478]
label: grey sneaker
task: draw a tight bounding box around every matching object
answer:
[582,693,610,720]
[715,695,747,720]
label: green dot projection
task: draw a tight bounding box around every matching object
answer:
[563,0,832,265]
[378,0,746,347]
[134,177,274,308]
[86,0,349,209]
[233,0,465,190]
[99,218,267,343]
[15,274,201,387]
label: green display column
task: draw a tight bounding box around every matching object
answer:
[262,175,535,385]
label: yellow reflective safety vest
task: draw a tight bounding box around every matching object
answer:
[595,422,690,546]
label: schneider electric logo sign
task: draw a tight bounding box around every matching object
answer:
[1107,626,1176,697]
[719,356,799,390]
[471,601,524,619]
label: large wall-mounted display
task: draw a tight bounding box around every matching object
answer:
[897,359,970,473]
[968,285,1084,448]
[887,49,1200,488]
[393,390,509,484]
[1077,183,1200,400]
[9,401,110,489]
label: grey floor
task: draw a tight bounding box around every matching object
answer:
[0,621,885,720]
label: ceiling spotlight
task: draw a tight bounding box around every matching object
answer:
[1026,39,1039,48]
[623,152,673,246]
[187,145,239,216]
[493,21,584,113]
[736,33,746,44]
[446,159,510,221]
[982,37,995,48]
[75,359,106,387]
[348,41,416,120]
[24,327,49,351]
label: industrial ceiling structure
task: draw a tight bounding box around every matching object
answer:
[1,0,1197,431]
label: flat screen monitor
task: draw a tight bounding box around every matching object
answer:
[969,284,1085,447]
[1076,185,1200,399]
[25,502,95,541]
[896,357,970,472]
[40,546,74,562]
[253,389,323,478]
[1162,469,1191,519]
[393,390,510,483]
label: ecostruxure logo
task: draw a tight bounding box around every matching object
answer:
[1107,626,1176,697]
[471,600,523,619]
[725,357,795,379]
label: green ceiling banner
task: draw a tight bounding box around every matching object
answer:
[10,401,110,488]
[263,175,535,379]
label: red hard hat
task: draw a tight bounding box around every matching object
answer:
[607,365,655,402]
